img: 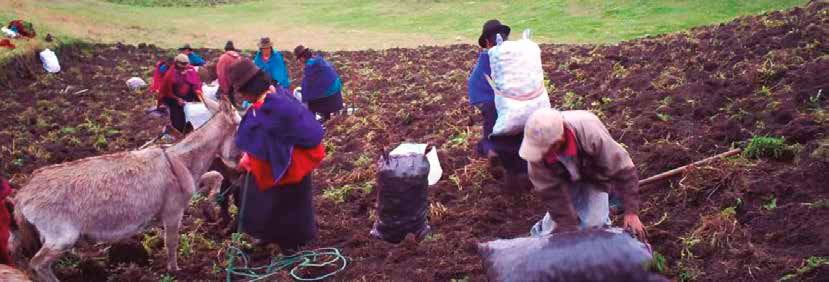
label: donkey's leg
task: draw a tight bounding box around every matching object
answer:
[162,210,184,272]
[31,230,79,282]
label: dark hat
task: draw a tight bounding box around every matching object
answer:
[293,45,312,59]
[478,19,510,48]
[178,43,193,51]
[258,37,273,49]
[224,40,237,52]
[226,58,261,92]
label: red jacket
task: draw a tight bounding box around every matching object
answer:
[0,178,13,265]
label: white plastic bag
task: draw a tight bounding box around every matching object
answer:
[201,81,219,102]
[293,87,303,102]
[1,27,17,38]
[40,49,61,73]
[126,77,147,90]
[487,30,550,136]
[389,143,443,186]
[183,102,213,129]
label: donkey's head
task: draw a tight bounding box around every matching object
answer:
[203,96,241,167]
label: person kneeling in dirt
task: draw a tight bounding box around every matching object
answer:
[467,19,531,190]
[519,108,647,240]
[179,43,206,67]
[294,45,344,122]
[157,54,203,134]
[228,58,325,254]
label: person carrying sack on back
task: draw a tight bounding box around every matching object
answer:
[254,37,291,89]
[294,45,344,122]
[227,58,325,254]
[519,108,647,241]
[157,54,203,134]
[467,19,531,191]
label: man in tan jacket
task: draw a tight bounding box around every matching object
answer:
[519,108,646,240]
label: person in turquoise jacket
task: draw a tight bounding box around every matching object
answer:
[178,44,205,66]
[254,37,291,89]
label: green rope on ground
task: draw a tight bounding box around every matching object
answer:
[223,172,347,281]
[223,245,348,281]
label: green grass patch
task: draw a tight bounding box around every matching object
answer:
[104,0,250,7]
[10,0,809,50]
[743,136,796,160]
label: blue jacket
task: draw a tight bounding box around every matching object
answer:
[467,51,495,105]
[187,52,206,66]
[235,87,324,181]
[300,54,341,102]
[254,49,291,88]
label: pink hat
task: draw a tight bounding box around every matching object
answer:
[519,108,565,162]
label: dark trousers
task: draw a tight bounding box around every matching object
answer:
[474,101,528,175]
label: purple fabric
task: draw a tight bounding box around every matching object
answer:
[235,88,324,182]
[300,54,340,102]
[467,51,495,105]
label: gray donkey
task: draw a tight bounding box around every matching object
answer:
[11,98,240,282]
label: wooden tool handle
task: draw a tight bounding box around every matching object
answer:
[639,148,742,188]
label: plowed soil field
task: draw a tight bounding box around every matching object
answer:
[1,1,827,281]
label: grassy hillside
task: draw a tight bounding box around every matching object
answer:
[1,0,809,50]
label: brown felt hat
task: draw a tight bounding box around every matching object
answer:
[226,58,261,91]
[258,37,273,49]
[178,43,193,51]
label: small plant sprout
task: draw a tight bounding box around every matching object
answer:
[778,256,828,281]
[763,197,778,210]
[743,136,794,160]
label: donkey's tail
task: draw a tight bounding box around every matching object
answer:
[10,207,41,263]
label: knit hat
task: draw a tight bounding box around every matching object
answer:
[226,58,261,92]
[174,53,190,64]
[519,108,565,163]
[258,37,273,49]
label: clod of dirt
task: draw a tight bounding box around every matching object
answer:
[108,241,150,266]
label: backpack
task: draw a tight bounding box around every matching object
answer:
[487,29,551,136]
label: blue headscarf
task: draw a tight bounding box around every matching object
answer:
[187,52,206,66]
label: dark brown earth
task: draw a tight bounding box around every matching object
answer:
[0,1,827,281]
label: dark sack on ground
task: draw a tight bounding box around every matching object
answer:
[478,228,668,282]
[370,153,431,243]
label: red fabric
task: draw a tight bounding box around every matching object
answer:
[149,61,167,94]
[0,178,12,266]
[543,126,578,165]
[0,39,14,50]
[216,51,241,96]
[156,65,202,106]
[8,20,34,38]
[238,95,325,190]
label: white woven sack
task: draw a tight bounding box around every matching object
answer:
[40,49,61,73]
[126,77,147,90]
[486,30,550,136]
[488,29,544,100]
[184,102,213,129]
[201,82,219,101]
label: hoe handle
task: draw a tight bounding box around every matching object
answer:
[639,148,742,189]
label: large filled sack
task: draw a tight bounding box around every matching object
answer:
[39,49,61,73]
[478,228,667,282]
[487,29,550,136]
[183,102,211,129]
[370,144,431,243]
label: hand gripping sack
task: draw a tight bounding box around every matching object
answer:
[487,30,551,136]
[478,228,668,282]
[370,146,431,244]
